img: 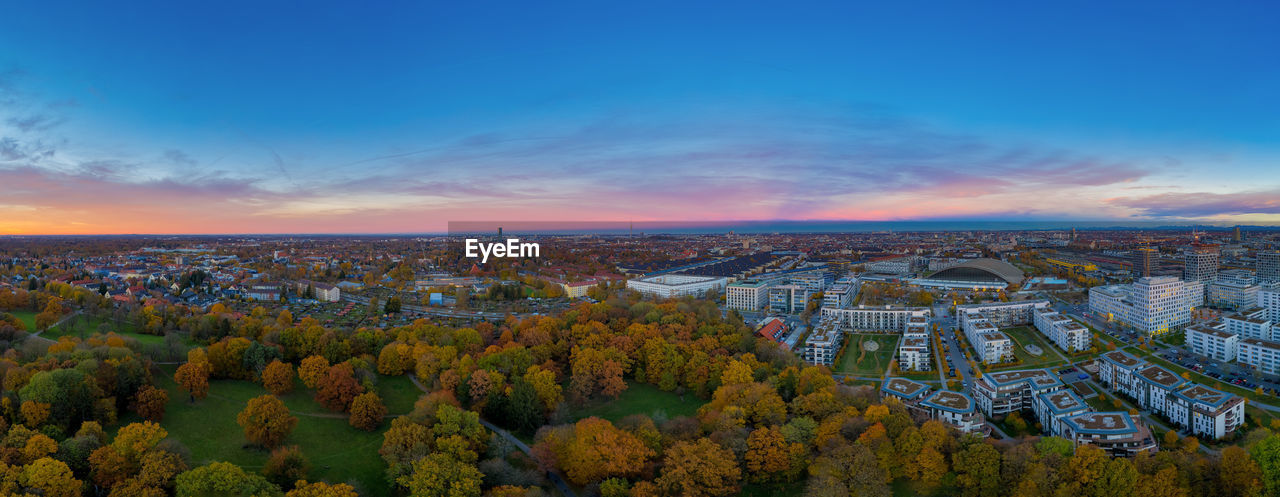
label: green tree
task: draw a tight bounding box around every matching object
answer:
[396,453,482,497]
[954,441,1002,497]
[175,461,282,497]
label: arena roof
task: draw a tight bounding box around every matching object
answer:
[926,258,1025,284]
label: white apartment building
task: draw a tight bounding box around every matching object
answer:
[1225,307,1274,341]
[822,282,855,309]
[1032,309,1091,353]
[802,316,843,366]
[1089,276,1204,336]
[1261,286,1280,324]
[956,300,1050,328]
[820,305,931,332]
[963,316,1013,364]
[1186,323,1240,362]
[864,256,913,274]
[920,390,984,433]
[1239,338,1280,376]
[626,274,727,298]
[1034,389,1090,437]
[972,369,1065,417]
[725,280,771,311]
[897,330,932,371]
[1097,350,1244,439]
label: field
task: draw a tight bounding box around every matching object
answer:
[150,365,424,497]
[570,382,704,423]
[1001,326,1067,368]
[9,310,37,331]
[834,334,899,376]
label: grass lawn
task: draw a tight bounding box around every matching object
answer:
[9,310,37,331]
[151,365,422,497]
[40,315,190,347]
[570,382,704,423]
[1002,326,1068,368]
[834,334,899,376]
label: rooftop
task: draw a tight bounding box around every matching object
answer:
[1064,412,1139,433]
[1136,364,1186,389]
[921,390,975,413]
[1176,384,1238,408]
[1103,350,1141,368]
[987,369,1062,388]
[1039,389,1087,414]
[881,378,930,399]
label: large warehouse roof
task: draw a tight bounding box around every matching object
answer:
[927,258,1025,284]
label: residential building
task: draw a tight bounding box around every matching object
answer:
[1089,276,1203,336]
[956,300,1050,328]
[972,369,1065,417]
[1097,350,1244,439]
[820,305,931,332]
[865,256,913,275]
[1034,389,1090,437]
[963,316,1013,364]
[726,279,771,311]
[1186,323,1240,362]
[1032,309,1091,353]
[802,316,843,366]
[1239,338,1280,376]
[880,377,931,405]
[897,330,932,371]
[1261,286,1280,324]
[1224,308,1274,341]
[1166,384,1245,439]
[1059,412,1158,457]
[626,274,727,298]
[920,390,985,433]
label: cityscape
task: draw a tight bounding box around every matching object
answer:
[3,2,1280,497]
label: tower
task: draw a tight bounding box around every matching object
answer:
[1132,247,1156,278]
[1233,226,1242,242]
[1259,250,1280,286]
[1184,244,1219,285]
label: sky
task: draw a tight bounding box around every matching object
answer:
[1,0,1278,234]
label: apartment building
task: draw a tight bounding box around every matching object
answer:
[1034,389,1090,437]
[1059,412,1158,458]
[1225,307,1275,341]
[897,330,932,371]
[963,317,1013,364]
[1239,338,1280,376]
[972,369,1065,417]
[1097,350,1244,439]
[1261,286,1280,324]
[802,316,843,366]
[1032,309,1091,353]
[920,390,984,433]
[626,274,727,298]
[956,300,1050,328]
[1185,323,1240,362]
[881,377,931,404]
[820,305,931,332]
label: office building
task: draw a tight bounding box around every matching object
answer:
[769,284,810,314]
[822,282,855,309]
[725,280,771,311]
[1089,276,1203,336]
[1209,279,1261,310]
[1259,251,1280,286]
[1184,245,1220,286]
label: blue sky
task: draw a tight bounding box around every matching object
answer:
[1,0,1277,233]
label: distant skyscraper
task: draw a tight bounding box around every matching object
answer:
[1184,245,1220,286]
[1132,247,1156,278]
[1233,226,1242,242]
[1259,250,1280,286]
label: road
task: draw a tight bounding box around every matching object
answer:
[407,375,576,497]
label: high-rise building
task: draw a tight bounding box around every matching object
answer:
[1233,226,1242,242]
[1184,245,1219,286]
[1132,247,1156,278]
[1089,276,1204,336]
[1258,250,1280,286]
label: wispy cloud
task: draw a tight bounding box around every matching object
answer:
[1109,189,1280,218]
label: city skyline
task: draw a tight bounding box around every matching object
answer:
[2,1,1279,234]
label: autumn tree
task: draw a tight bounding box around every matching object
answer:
[175,461,282,497]
[745,425,799,482]
[20,400,50,428]
[1219,445,1263,497]
[1252,433,1280,497]
[315,363,363,412]
[262,360,295,396]
[539,417,654,485]
[954,440,1002,497]
[287,481,360,497]
[297,355,330,390]
[349,392,387,431]
[238,395,298,449]
[21,457,83,497]
[654,438,742,497]
[174,360,210,402]
[264,445,311,489]
[396,453,483,497]
[133,385,169,422]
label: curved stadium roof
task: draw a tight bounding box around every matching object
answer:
[926,258,1025,284]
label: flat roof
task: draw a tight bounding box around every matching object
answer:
[1136,364,1186,390]
[921,390,975,413]
[1038,389,1087,414]
[1188,323,1236,339]
[1102,350,1141,368]
[1176,384,1238,408]
[1242,337,1280,351]
[1063,412,1139,434]
[881,377,930,399]
[987,369,1062,388]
